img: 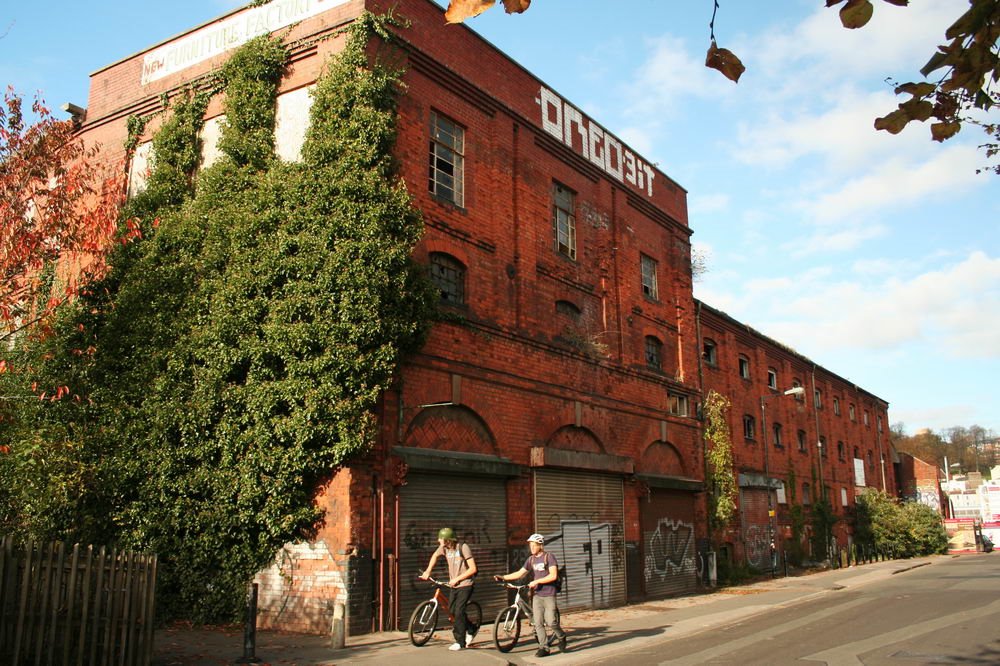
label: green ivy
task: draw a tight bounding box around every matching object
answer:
[0,11,434,623]
[703,390,737,530]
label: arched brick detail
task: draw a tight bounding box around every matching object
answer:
[545,425,605,454]
[639,440,686,477]
[404,405,497,456]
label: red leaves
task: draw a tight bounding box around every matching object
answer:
[1,88,130,342]
[705,40,745,83]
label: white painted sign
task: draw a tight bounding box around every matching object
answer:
[141,0,349,85]
[853,458,866,487]
[536,85,656,197]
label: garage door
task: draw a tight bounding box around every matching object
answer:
[398,473,507,626]
[640,488,698,598]
[534,469,625,612]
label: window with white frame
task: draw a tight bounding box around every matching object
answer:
[640,254,659,300]
[833,397,840,416]
[738,355,750,380]
[669,393,689,417]
[428,111,465,206]
[841,487,849,507]
[552,181,576,260]
[849,403,856,421]
[814,388,823,409]
[703,339,718,366]
[767,368,777,390]
[773,422,783,448]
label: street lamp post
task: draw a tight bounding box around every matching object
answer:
[760,385,806,576]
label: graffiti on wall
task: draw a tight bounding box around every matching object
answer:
[744,524,769,569]
[538,519,618,609]
[916,485,942,512]
[643,518,694,582]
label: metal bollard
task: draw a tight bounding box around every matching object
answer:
[237,583,262,663]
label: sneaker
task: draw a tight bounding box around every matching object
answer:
[535,647,550,657]
[466,633,475,647]
[558,635,567,653]
[448,643,463,651]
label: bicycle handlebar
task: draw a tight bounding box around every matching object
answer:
[416,575,453,588]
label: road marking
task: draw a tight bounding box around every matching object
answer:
[800,597,1000,665]
[659,596,871,665]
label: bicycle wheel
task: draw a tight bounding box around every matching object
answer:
[493,606,521,653]
[465,600,483,637]
[408,600,438,646]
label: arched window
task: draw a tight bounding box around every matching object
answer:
[644,336,662,370]
[703,338,718,366]
[429,252,465,304]
[555,300,581,318]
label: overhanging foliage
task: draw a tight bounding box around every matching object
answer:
[0,12,435,622]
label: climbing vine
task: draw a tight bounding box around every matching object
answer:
[0,11,435,622]
[704,389,737,530]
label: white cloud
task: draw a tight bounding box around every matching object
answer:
[759,251,1000,357]
[690,193,730,216]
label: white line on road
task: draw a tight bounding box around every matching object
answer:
[800,597,1000,665]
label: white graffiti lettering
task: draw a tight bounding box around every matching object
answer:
[536,86,655,197]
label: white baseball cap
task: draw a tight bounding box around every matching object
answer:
[527,533,544,544]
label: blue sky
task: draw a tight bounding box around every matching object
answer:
[3,0,998,436]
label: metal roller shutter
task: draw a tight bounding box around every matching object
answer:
[534,469,626,612]
[640,489,698,598]
[739,488,770,570]
[398,473,508,627]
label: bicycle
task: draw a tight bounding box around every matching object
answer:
[491,581,561,653]
[408,576,482,647]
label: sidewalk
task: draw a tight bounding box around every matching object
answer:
[152,557,939,666]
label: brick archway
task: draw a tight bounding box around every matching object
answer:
[403,405,497,456]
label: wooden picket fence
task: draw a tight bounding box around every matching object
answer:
[0,537,157,666]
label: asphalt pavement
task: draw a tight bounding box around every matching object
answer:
[152,556,942,665]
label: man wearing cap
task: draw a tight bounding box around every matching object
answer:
[494,533,567,657]
[420,527,478,651]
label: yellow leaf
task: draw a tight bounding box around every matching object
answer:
[444,0,495,24]
[840,0,874,29]
[705,41,745,83]
[900,98,934,122]
[930,121,961,142]
[874,109,909,134]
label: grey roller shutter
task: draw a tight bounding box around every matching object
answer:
[534,469,626,612]
[398,473,507,627]
[640,489,698,598]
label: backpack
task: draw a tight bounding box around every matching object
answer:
[543,552,566,593]
[457,542,477,578]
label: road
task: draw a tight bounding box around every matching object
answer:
[591,554,1000,665]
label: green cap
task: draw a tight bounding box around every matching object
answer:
[437,527,455,541]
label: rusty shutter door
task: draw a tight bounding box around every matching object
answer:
[398,472,507,628]
[534,469,625,612]
[739,488,771,570]
[640,488,698,598]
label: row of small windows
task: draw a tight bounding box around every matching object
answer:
[428,112,666,303]
[705,339,881,429]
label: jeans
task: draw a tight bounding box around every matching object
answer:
[448,584,474,646]
[531,593,565,648]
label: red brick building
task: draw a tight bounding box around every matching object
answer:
[75,0,893,636]
[896,452,946,516]
[696,303,895,567]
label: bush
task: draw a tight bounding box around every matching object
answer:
[854,489,947,558]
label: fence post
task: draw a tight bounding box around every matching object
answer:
[330,602,346,649]
[237,583,261,664]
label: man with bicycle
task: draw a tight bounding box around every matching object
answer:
[419,527,478,651]
[494,533,567,657]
